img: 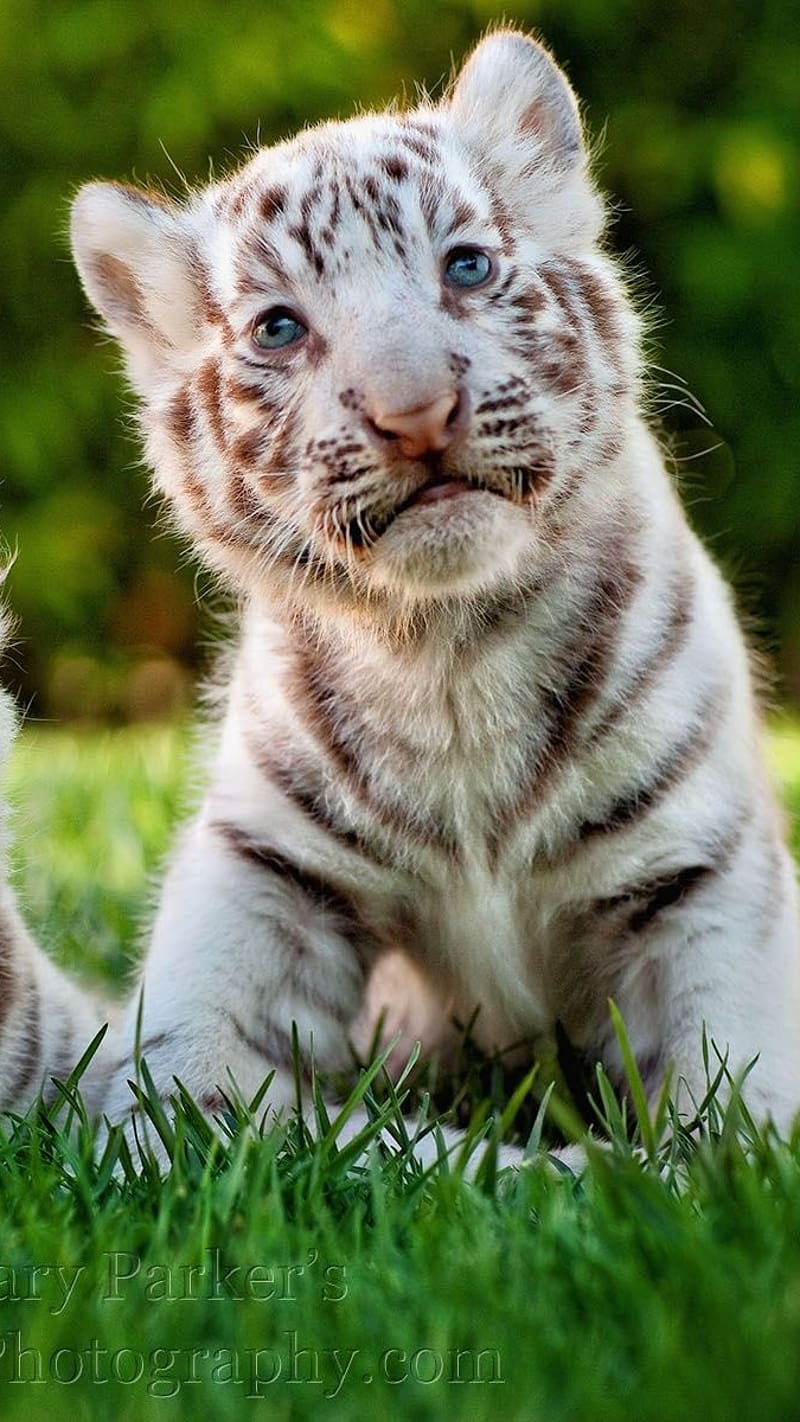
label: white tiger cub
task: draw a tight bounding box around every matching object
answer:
[60,29,800,1149]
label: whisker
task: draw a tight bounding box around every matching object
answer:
[668,440,725,464]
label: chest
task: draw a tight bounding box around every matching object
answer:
[222,611,658,1043]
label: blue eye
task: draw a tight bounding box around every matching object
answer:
[252,307,307,349]
[444,247,492,289]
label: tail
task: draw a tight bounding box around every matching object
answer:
[0,609,111,1115]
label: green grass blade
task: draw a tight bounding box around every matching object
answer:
[608,998,657,1162]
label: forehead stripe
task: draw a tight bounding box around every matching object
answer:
[259,185,288,223]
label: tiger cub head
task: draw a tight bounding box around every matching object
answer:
[71,31,640,622]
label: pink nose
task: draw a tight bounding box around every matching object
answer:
[368,390,463,460]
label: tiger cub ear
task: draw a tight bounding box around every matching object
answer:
[70,182,204,384]
[446,29,585,173]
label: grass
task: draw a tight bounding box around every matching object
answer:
[0,718,798,1421]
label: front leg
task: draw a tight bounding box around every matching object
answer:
[104,815,372,1134]
[351,947,459,1081]
[603,836,800,1136]
[105,816,524,1174]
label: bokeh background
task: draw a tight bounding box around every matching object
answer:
[2,0,798,721]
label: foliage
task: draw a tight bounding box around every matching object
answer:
[1,0,798,717]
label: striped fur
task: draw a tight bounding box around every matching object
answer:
[56,29,800,1146]
[0,613,109,1113]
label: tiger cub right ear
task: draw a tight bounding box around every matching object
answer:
[447,29,585,173]
[444,29,603,247]
[70,182,204,386]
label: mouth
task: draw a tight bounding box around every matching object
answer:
[397,473,479,510]
[327,464,542,553]
[397,472,480,511]
[349,473,489,548]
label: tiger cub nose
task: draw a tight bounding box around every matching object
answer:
[366,389,467,460]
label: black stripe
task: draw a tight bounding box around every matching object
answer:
[576,696,720,846]
[287,222,325,277]
[5,987,42,1104]
[487,546,642,864]
[49,1038,79,1092]
[537,262,575,315]
[244,729,395,870]
[451,569,551,652]
[596,862,717,934]
[562,258,623,354]
[344,174,386,251]
[167,384,197,445]
[588,564,695,746]
[542,567,638,764]
[44,1005,81,1090]
[627,863,717,931]
[258,184,288,223]
[137,1031,171,1061]
[0,917,17,1036]
[290,644,461,861]
[199,1090,228,1114]
[225,1010,302,1075]
[212,819,366,937]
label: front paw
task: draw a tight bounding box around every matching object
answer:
[351,948,453,1080]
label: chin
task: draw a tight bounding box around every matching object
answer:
[363,494,534,601]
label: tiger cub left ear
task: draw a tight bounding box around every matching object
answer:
[447,29,585,173]
[70,182,206,394]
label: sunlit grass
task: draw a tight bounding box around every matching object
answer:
[767,716,800,856]
[5,723,188,986]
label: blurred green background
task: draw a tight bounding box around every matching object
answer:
[2,0,798,721]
